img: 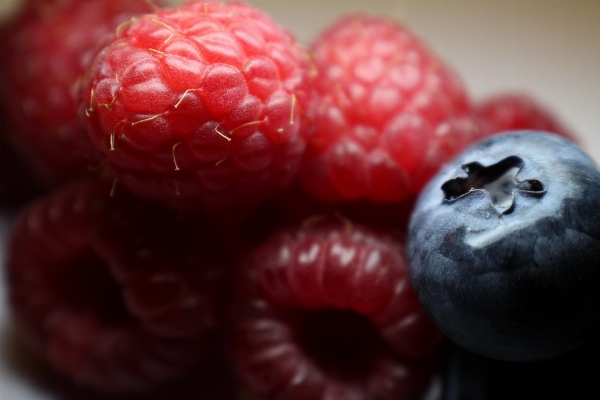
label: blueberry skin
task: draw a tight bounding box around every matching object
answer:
[407,131,600,361]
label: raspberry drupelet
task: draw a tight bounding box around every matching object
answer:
[0,0,156,187]
[229,219,443,400]
[79,0,313,211]
[302,15,484,203]
[6,179,233,394]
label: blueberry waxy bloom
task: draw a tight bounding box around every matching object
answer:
[407,131,600,361]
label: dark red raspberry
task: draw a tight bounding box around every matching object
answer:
[6,179,233,394]
[302,15,482,203]
[475,92,578,141]
[0,0,155,187]
[79,0,313,211]
[230,220,443,400]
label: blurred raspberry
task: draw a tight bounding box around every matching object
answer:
[0,0,156,187]
[230,219,442,399]
[302,15,482,203]
[6,179,234,393]
[475,92,577,141]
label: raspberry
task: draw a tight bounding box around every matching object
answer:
[79,0,313,211]
[475,92,577,141]
[230,220,442,399]
[0,0,155,187]
[6,179,233,393]
[302,15,481,203]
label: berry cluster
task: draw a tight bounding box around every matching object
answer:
[0,0,584,399]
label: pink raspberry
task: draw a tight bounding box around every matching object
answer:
[79,0,313,211]
[302,15,484,203]
[475,92,578,141]
[6,179,233,393]
[230,219,443,399]
[0,0,155,187]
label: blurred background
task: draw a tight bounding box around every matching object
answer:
[0,0,599,399]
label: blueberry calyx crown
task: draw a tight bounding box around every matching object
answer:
[441,155,545,213]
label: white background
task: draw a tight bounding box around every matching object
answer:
[1,0,599,399]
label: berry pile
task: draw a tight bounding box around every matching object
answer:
[0,0,590,399]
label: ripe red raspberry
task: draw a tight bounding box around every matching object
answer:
[302,15,483,203]
[230,220,443,400]
[475,92,578,141]
[0,0,155,187]
[6,179,233,394]
[79,0,313,211]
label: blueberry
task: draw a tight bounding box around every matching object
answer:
[407,131,600,361]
